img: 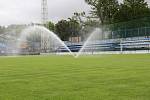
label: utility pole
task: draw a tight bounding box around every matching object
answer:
[120,39,123,54]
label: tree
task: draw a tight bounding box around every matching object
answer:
[113,4,130,23]
[124,0,150,19]
[112,0,150,31]
[73,12,86,24]
[114,0,150,22]
[67,18,81,37]
[0,26,5,35]
[55,19,80,41]
[47,21,55,32]
[85,0,119,24]
[55,20,69,41]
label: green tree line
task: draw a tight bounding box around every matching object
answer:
[85,0,150,30]
[47,0,150,40]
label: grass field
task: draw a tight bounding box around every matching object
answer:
[0,54,150,100]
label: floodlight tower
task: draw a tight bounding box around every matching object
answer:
[41,0,50,52]
[41,0,48,25]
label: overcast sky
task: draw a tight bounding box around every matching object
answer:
[0,0,149,26]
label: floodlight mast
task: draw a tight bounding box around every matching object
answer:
[41,0,48,25]
[41,0,50,52]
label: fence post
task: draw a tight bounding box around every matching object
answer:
[120,39,123,54]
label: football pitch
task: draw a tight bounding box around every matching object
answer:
[0,54,150,100]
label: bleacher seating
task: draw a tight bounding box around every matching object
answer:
[57,37,150,52]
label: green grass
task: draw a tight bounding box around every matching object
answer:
[0,54,150,100]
